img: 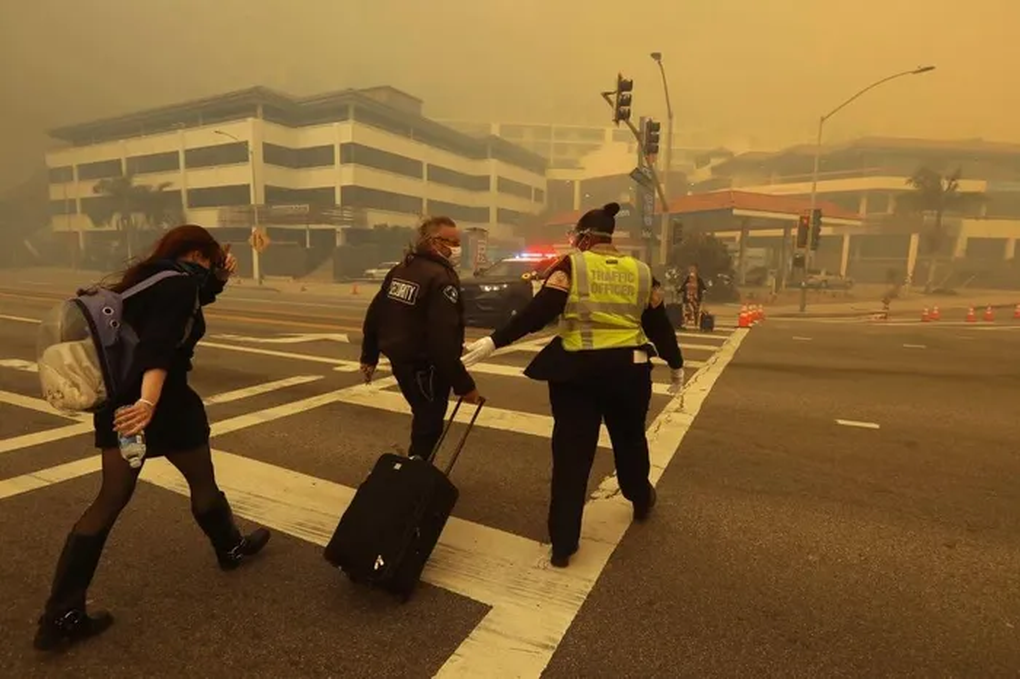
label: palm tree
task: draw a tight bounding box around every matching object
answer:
[896,167,983,293]
[85,174,181,259]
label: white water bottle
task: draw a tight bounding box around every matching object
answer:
[115,407,146,469]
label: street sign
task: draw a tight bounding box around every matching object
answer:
[249,227,271,253]
[629,166,655,191]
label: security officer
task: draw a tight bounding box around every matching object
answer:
[360,216,483,459]
[461,202,684,568]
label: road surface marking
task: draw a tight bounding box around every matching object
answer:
[201,341,363,371]
[0,422,94,456]
[836,419,881,429]
[0,328,743,677]
[0,456,103,500]
[903,343,927,349]
[333,388,613,449]
[792,336,813,341]
[0,314,40,324]
[203,375,324,405]
[0,389,88,422]
[445,359,704,394]
[0,358,38,372]
[435,326,750,677]
[212,333,353,344]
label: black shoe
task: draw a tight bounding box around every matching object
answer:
[217,528,271,571]
[550,546,578,569]
[33,609,114,652]
[633,486,657,523]
[193,492,272,571]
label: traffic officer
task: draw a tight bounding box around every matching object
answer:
[461,202,684,568]
[360,216,483,459]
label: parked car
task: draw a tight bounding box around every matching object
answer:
[363,261,400,280]
[804,270,854,290]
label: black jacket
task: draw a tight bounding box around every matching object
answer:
[360,251,475,395]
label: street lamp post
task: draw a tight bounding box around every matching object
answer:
[651,52,674,267]
[214,129,262,284]
[798,65,935,312]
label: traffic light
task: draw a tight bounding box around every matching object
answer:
[796,214,810,249]
[643,119,661,157]
[810,208,822,250]
[613,74,633,125]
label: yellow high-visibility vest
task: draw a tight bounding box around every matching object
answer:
[558,250,652,351]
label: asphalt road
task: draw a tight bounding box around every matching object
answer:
[1,274,1019,678]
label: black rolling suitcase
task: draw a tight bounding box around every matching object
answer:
[323,397,484,601]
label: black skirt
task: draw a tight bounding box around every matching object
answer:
[93,379,211,456]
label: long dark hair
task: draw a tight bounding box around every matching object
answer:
[105,224,224,293]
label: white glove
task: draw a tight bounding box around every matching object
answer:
[667,367,685,395]
[461,336,496,367]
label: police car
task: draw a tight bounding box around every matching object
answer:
[460,252,560,328]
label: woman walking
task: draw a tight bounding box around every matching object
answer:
[34,224,271,652]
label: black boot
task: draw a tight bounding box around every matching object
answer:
[633,485,658,523]
[34,531,114,652]
[192,492,271,571]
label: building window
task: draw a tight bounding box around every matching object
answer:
[262,143,336,169]
[184,142,249,169]
[77,159,123,181]
[49,199,77,215]
[187,184,251,208]
[264,185,336,205]
[497,176,533,200]
[126,151,180,175]
[341,185,422,214]
[533,188,545,203]
[496,207,528,225]
[426,200,489,224]
[340,142,422,179]
[48,166,74,183]
[426,164,490,192]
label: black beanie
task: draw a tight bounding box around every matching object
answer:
[576,202,620,236]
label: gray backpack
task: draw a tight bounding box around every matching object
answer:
[37,270,194,413]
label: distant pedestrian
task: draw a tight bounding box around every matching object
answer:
[360,216,483,459]
[33,225,271,652]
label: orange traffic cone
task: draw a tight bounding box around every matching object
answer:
[759,305,767,322]
[983,305,994,322]
[1013,303,1020,320]
[351,282,359,295]
[755,304,764,323]
[930,306,941,321]
[965,307,976,322]
[921,307,930,322]
[738,305,750,328]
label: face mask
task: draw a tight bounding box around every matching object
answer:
[447,246,462,264]
[177,260,221,305]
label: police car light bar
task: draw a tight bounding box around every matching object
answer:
[515,251,556,259]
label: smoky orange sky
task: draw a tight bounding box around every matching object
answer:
[1,0,1017,190]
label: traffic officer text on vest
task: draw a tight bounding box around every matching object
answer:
[360,216,483,459]
[460,202,684,568]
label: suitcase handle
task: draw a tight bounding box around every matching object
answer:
[425,397,485,475]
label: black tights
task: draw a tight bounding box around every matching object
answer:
[74,445,223,536]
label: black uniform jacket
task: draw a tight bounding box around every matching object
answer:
[360,251,476,396]
[489,250,684,384]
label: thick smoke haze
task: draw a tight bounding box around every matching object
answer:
[1,0,1017,189]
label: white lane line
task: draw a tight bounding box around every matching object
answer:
[453,359,704,395]
[902,343,926,349]
[201,341,362,372]
[203,375,324,405]
[212,333,353,344]
[0,358,38,372]
[836,419,881,429]
[0,456,103,500]
[435,327,750,677]
[792,336,813,341]
[0,314,41,324]
[334,388,613,450]
[0,422,94,456]
[0,389,87,422]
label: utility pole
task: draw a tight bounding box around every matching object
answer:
[215,129,262,284]
[651,52,674,267]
